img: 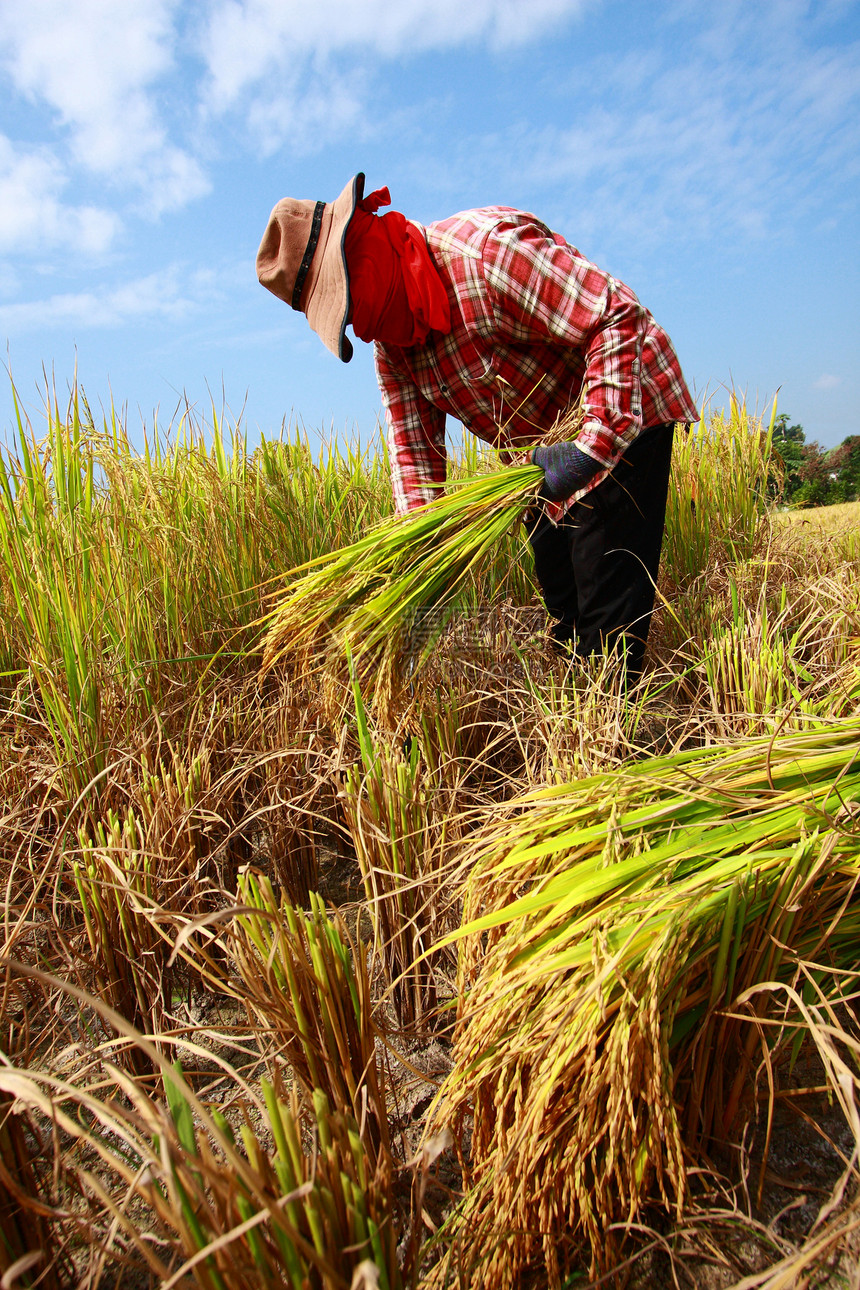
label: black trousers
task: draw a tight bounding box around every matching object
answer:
[525,422,675,682]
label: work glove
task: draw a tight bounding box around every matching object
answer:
[531,441,601,502]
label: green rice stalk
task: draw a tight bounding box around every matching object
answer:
[663,394,777,591]
[232,873,390,1158]
[72,789,221,1071]
[339,665,460,1032]
[427,717,860,1286]
[73,809,174,1072]
[261,457,543,710]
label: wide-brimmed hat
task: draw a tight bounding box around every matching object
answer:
[256,172,365,363]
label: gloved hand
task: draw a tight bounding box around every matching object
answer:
[531,441,601,501]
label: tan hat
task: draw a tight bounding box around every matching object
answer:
[256,172,365,363]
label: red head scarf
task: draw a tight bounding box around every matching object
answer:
[344,187,451,348]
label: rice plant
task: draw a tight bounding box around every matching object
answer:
[69,749,230,1071]
[700,579,817,733]
[663,393,777,589]
[338,665,460,1032]
[0,991,404,1290]
[73,809,176,1072]
[230,872,391,1158]
[0,971,74,1290]
[252,673,325,905]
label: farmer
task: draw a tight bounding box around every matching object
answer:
[256,173,699,680]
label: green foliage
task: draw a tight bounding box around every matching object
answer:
[772,412,859,507]
[771,410,807,498]
[828,434,860,503]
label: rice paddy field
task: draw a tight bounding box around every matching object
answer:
[1,386,859,1288]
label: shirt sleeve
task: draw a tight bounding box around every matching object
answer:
[374,343,447,514]
[481,219,648,467]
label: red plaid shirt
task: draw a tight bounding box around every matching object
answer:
[374,207,699,513]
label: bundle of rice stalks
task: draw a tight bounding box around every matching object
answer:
[261,459,543,710]
[428,717,860,1287]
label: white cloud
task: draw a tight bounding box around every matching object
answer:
[204,0,587,93]
[0,264,19,299]
[448,2,860,250]
[245,69,369,158]
[0,267,200,334]
[0,135,120,255]
[200,0,590,139]
[814,374,842,390]
[0,0,209,214]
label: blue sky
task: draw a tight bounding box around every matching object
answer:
[0,0,857,455]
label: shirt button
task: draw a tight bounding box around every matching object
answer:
[439,382,449,394]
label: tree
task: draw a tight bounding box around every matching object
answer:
[773,412,805,443]
[793,441,833,507]
[769,416,856,507]
[826,435,860,503]
[771,414,807,502]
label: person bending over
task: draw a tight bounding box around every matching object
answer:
[256,173,698,681]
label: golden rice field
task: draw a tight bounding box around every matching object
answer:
[1,386,859,1289]
[779,498,860,533]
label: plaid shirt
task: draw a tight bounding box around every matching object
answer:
[375,207,699,513]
